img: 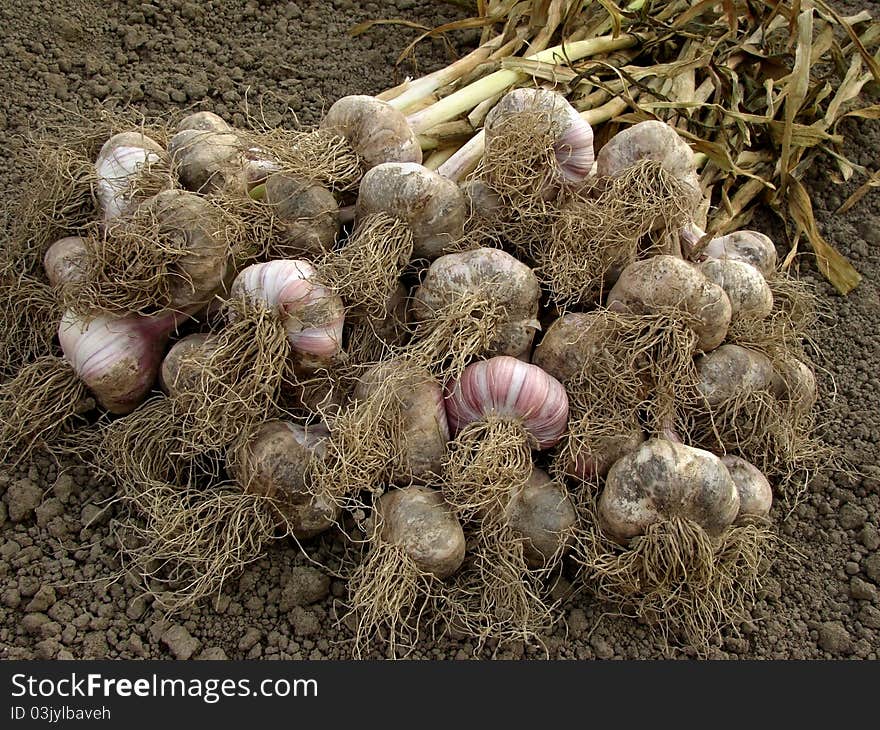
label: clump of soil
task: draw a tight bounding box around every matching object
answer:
[1,0,879,660]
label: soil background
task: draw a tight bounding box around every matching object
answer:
[0,0,878,660]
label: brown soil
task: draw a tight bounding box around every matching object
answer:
[1,0,878,660]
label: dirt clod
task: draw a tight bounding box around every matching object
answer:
[817,621,853,655]
[25,585,56,613]
[279,567,331,610]
[161,624,200,660]
[4,480,43,523]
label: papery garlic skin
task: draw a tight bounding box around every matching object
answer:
[721,455,773,521]
[485,88,595,183]
[445,356,569,449]
[234,420,338,539]
[702,230,777,278]
[231,260,345,366]
[95,132,166,221]
[600,438,740,543]
[44,237,89,287]
[320,95,422,170]
[356,162,466,260]
[58,310,176,414]
[412,247,541,360]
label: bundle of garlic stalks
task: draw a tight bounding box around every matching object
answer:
[0,0,872,658]
[385,0,880,294]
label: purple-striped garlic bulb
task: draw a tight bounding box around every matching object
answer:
[58,309,177,414]
[320,95,422,171]
[600,438,740,544]
[44,237,88,287]
[445,356,569,450]
[411,247,541,361]
[95,132,167,221]
[230,260,345,370]
[485,88,595,184]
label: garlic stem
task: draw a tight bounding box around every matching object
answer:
[406,35,638,134]
[436,130,485,182]
[423,147,459,172]
[581,94,633,126]
[384,43,498,112]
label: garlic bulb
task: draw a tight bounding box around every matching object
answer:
[445,356,569,449]
[702,230,777,278]
[355,162,466,260]
[770,356,817,416]
[58,309,176,414]
[264,173,340,257]
[532,311,612,384]
[95,131,166,221]
[698,258,773,322]
[160,332,217,398]
[412,247,541,361]
[484,88,595,183]
[596,120,698,186]
[168,127,247,194]
[354,360,450,480]
[174,111,280,190]
[721,455,773,521]
[320,95,422,170]
[374,486,465,579]
[600,438,740,543]
[242,143,282,187]
[230,260,345,369]
[44,236,88,287]
[607,255,732,352]
[565,427,647,481]
[138,189,230,313]
[504,467,577,566]
[696,344,774,407]
[233,420,339,539]
[177,111,234,133]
